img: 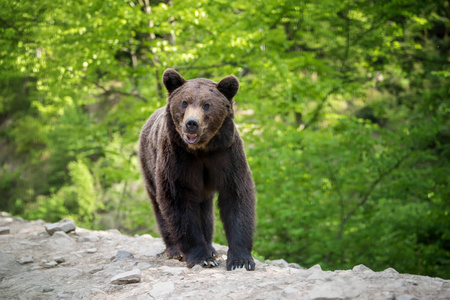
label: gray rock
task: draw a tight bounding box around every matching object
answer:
[150,282,175,298]
[44,261,58,268]
[266,259,289,268]
[45,219,76,235]
[49,231,76,250]
[3,212,450,300]
[288,262,304,269]
[17,257,34,264]
[308,275,365,299]
[53,256,66,264]
[144,249,165,257]
[352,264,373,273]
[158,266,185,276]
[78,235,99,242]
[382,267,399,275]
[0,226,10,234]
[110,269,141,285]
[90,266,104,274]
[397,295,419,300]
[308,264,323,272]
[111,250,135,261]
[107,229,121,235]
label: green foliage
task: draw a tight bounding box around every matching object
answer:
[23,159,97,226]
[1,0,448,278]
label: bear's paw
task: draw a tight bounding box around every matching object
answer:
[226,253,255,271]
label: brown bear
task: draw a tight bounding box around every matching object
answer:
[139,69,256,271]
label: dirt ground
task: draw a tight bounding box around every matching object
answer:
[1,212,449,300]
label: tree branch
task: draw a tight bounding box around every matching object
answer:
[324,152,410,264]
[337,153,409,239]
[339,2,351,73]
[303,87,339,129]
[93,81,149,103]
[0,17,23,35]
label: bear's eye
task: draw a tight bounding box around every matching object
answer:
[181,101,188,109]
[202,103,210,111]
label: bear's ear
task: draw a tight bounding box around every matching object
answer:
[163,68,186,94]
[217,75,239,101]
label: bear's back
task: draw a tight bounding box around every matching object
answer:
[138,106,169,180]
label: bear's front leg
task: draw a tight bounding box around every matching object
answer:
[218,185,256,271]
[159,189,218,268]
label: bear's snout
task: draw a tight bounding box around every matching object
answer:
[185,118,200,134]
[183,118,201,145]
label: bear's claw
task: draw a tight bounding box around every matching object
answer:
[228,259,255,271]
[201,257,218,268]
[164,247,183,260]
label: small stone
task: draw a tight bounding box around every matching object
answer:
[397,295,419,300]
[17,257,34,264]
[107,229,121,235]
[111,250,135,261]
[53,256,66,264]
[85,248,98,253]
[45,219,76,235]
[288,262,303,269]
[352,264,373,273]
[43,288,54,293]
[308,264,322,272]
[382,267,399,275]
[158,266,185,276]
[44,261,58,268]
[266,259,289,268]
[78,235,99,242]
[110,269,141,284]
[90,266,104,274]
[144,249,164,257]
[0,226,10,234]
[150,282,175,298]
[38,231,50,237]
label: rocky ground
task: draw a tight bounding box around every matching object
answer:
[0,212,449,300]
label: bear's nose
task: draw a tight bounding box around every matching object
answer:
[185,118,199,133]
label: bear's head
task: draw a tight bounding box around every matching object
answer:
[163,68,239,149]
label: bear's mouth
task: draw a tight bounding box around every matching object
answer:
[184,133,199,144]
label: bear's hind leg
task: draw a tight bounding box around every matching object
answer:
[149,194,182,260]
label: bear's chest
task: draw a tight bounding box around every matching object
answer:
[181,152,230,191]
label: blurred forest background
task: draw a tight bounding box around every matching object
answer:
[1,0,449,278]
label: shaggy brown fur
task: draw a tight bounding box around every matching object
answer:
[139,69,256,271]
